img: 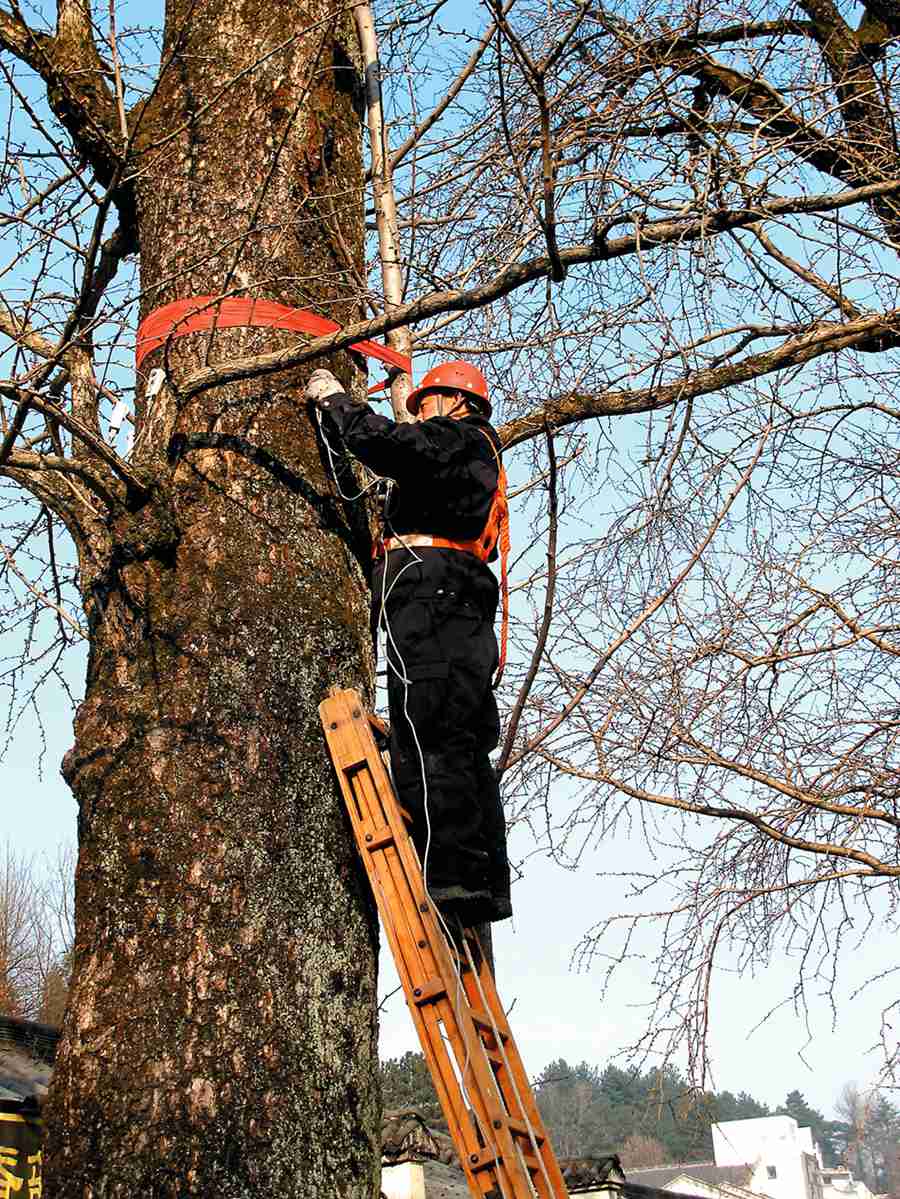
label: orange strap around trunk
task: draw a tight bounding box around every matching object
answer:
[135,295,411,392]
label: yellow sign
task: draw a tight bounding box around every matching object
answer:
[0,1114,42,1198]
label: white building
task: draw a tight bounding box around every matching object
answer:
[820,1166,875,1199]
[629,1116,825,1199]
[381,1161,426,1199]
[712,1116,823,1199]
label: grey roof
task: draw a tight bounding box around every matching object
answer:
[0,1049,51,1104]
[0,1015,59,1066]
[626,1164,755,1191]
[422,1159,471,1199]
[566,1156,628,1192]
[382,1109,456,1166]
[0,1015,58,1108]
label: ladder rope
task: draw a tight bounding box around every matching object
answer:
[462,930,557,1199]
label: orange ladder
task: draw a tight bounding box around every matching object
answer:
[319,688,568,1199]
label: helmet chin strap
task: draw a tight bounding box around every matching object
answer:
[434,392,468,419]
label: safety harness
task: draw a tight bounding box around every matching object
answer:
[378,429,510,688]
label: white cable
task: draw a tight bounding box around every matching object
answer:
[316,407,386,500]
[377,521,484,1127]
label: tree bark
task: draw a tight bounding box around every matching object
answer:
[43,3,382,1195]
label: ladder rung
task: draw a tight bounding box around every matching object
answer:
[368,712,389,738]
[468,1151,500,1175]
[337,751,368,771]
[469,1147,540,1176]
[411,976,447,1006]
[363,827,394,851]
[507,1118,544,1146]
[470,1010,509,1041]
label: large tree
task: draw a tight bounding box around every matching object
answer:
[2,0,380,1194]
[2,0,900,1192]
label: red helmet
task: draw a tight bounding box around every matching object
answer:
[406,360,491,417]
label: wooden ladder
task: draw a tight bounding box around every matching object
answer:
[319,688,568,1199]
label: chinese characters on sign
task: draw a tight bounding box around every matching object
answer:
[0,1113,42,1199]
[0,1144,23,1197]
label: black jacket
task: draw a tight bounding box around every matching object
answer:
[320,393,501,612]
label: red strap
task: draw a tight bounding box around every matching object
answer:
[135,296,411,391]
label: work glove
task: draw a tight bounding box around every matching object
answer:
[305,368,370,408]
[305,368,345,406]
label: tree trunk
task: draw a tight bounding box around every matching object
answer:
[43,3,382,1195]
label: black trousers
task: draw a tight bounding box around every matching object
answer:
[372,552,510,908]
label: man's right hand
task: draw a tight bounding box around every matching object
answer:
[305,368,345,405]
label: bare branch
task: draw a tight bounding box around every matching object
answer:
[174,178,900,402]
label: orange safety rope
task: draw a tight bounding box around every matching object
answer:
[135,295,411,392]
[494,466,510,688]
[477,428,510,688]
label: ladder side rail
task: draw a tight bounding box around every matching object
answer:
[387,865,533,1193]
[322,697,512,1182]
[462,937,569,1199]
[348,772,527,1197]
[334,752,492,1179]
[358,838,494,1169]
[359,774,538,1195]
[324,696,448,1000]
[330,695,465,991]
[327,696,532,1155]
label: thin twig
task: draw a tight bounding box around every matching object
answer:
[0,540,86,638]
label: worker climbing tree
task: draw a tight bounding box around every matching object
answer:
[308,362,512,927]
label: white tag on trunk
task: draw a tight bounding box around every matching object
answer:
[145,368,165,400]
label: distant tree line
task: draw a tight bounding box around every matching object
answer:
[0,845,72,1025]
[380,1053,900,1190]
[537,1066,879,1168]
